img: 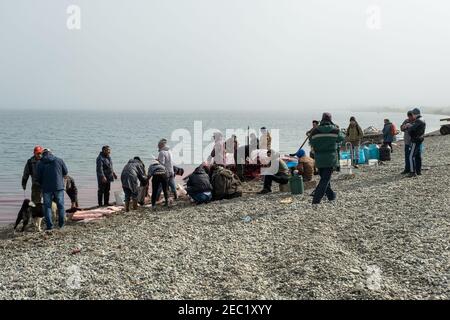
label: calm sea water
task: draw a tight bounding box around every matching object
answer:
[0,110,444,224]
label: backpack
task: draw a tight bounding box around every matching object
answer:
[390,123,397,136]
[211,167,242,200]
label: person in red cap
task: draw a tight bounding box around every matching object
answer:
[22,145,44,204]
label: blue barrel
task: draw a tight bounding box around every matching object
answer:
[340,151,351,160]
[358,147,368,164]
[368,144,380,160]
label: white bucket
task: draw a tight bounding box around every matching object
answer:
[340,166,353,175]
[114,191,125,206]
[368,159,378,166]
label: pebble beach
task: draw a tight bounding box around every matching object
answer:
[0,133,449,300]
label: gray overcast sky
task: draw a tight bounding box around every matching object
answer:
[0,0,449,111]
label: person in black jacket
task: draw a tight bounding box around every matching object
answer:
[185,165,213,204]
[407,108,426,177]
[22,145,44,204]
[96,146,117,207]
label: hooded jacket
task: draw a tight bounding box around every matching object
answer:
[401,119,412,145]
[309,122,345,168]
[36,152,68,193]
[22,156,41,188]
[186,166,212,195]
[96,152,114,182]
[382,122,395,143]
[121,159,148,194]
[158,146,175,177]
[346,122,363,143]
[148,161,167,177]
[408,115,426,144]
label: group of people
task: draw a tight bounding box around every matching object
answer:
[21,109,426,230]
[22,147,75,230]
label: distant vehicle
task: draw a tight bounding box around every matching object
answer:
[440,118,450,135]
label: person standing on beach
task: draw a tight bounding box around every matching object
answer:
[309,113,345,205]
[156,139,177,200]
[346,116,364,168]
[148,159,169,209]
[36,149,68,230]
[121,157,148,211]
[259,127,272,151]
[208,132,226,166]
[225,134,239,166]
[22,145,44,204]
[400,111,415,174]
[96,145,117,207]
[407,108,426,177]
[382,119,396,152]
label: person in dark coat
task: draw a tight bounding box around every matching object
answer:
[400,111,415,174]
[36,149,68,230]
[22,145,44,204]
[309,113,345,205]
[148,159,169,209]
[121,157,148,211]
[382,119,396,152]
[185,165,213,204]
[96,146,117,207]
[407,108,426,177]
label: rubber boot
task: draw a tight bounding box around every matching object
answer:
[132,199,138,210]
[97,191,103,207]
[124,201,130,212]
[104,193,110,207]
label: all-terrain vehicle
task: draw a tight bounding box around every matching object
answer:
[440,118,450,135]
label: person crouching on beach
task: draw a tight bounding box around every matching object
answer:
[258,150,289,194]
[121,157,148,212]
[148,159,169,209]
[36,149,68,230]
[289,148,314,182]
[346,116,364,168]
[185,165,213,204]
[309,113,345,205]
[96,145,117,207]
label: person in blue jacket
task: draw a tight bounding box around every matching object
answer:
[36,149,68,230]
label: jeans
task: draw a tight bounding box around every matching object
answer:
[312,168,336,204]
[190,192,212,204]
[350,143,360,165]
[409,142,422,174]
[155,175,176,199]
[404,144,411,172]
[151,174,169,206]
[97,181,111,206]
[123,187,138,202]
[43,190,65,230]
[263,174,289,191]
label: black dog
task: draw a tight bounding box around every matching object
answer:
[14,199,44,232]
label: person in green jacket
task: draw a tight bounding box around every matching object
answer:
[309,113,345,204]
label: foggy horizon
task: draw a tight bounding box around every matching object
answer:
[1,0,450,112]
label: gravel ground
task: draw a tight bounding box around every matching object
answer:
[0,134,449,300]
